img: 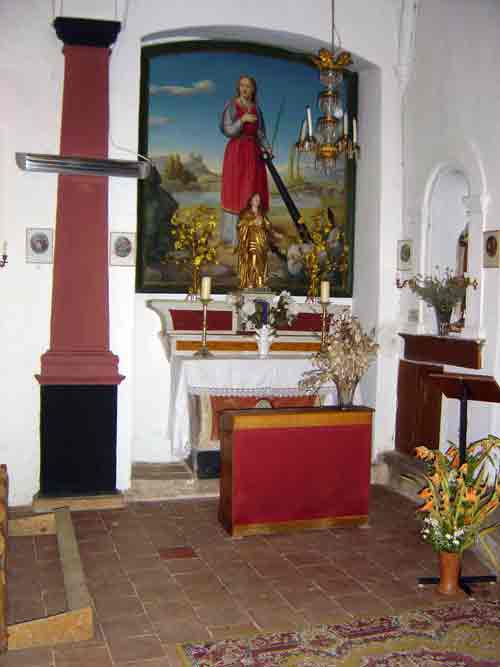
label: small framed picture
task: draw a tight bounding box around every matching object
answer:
[109,232,136,266]
[397,239,413,271]
[483,231,500,268]
[26,228,54,263]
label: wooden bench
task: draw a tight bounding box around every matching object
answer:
[0,465,93,652]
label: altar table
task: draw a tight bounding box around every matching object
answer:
[219,406,373,536]
[169,356,361,474]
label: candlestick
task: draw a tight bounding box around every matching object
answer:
[194,298,213,358]
[320,303,329,353]
[200,276,211,300]
[320,280,330,304]
[353,117,357,144]
[306,106,313,138]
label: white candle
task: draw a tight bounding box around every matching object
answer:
[1,241,7,256]
[200,276,211,300]
[306,106,313,138]
[353,117,357,144]
[300,119,307,142]
[344,112,348,136]
[320,280,330,304]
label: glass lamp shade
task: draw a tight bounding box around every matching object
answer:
[316,116,341,145]
[319,67,343,89]
[317,89,343,119]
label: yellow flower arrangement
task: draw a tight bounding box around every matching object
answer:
[303,209,333,301]
[168,205,218,296]
[410,438,500,568]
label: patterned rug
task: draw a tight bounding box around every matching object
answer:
[177,601,500,666]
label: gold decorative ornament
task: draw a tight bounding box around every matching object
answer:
[167,205,218,299]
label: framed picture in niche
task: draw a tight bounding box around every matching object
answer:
[26,228,54,264]
[483,231,500,268]
[136,40,357,296]
[397,239,413,271]
[110,232,136,266]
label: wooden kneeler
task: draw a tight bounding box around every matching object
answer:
[0,466,94,652]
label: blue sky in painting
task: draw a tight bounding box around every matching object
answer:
[146,47,319,173]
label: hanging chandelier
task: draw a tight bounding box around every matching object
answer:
[297,0,359,174]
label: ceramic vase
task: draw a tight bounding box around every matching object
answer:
[255,325,274,358]
[434,307,452,336]
[436,551,463,596]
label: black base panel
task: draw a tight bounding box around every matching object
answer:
[188,451,220,479]
[40,385,117,496]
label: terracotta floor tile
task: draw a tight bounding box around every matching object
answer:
[118,553,163,573]
[107,635,165,663]
[336,592,394,618]
[194,603,250,626]
[7,598,45,624]
[144,600,196,624]
[0,646,53,666]
[100,612,154,641]
[207,622,260,639]
[93,594,145,621]
[301,598,353,625]
[43,589,67,615]
[158,546,197,560]
[155,617,211,643]
[249,606,307,631]
[53,645,112,667]
[117,659,170,667]
[164,558,210,575]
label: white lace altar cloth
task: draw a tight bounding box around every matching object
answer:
[169,356,362,458]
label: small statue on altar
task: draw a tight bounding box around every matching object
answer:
[236,192,273,289]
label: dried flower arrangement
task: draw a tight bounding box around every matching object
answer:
[410,439,500,569]
[407,267,477,335]
[299,311,378,407]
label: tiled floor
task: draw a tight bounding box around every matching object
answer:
[2,485,499,666]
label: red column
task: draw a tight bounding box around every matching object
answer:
[37,24,123,385]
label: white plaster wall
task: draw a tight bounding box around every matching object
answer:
[403,0,500,444]
[1,0,402,504]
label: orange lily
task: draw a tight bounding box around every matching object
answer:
[415,446,432,461]
[418,500,434,512]
[418,487,432,499]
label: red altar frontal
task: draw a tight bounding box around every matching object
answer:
[219,407,373,537]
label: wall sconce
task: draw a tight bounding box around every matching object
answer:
[0,242,7,268]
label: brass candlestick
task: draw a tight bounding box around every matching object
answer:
[320,302,329,352]
[194,298,213,358]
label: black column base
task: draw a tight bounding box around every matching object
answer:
[40,385,117,496]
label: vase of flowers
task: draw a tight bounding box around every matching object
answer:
[299,312,378,408]
[407,268,476,336]
[409,439,500,595]
[237,291,299,357]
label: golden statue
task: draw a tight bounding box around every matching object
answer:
[236,193,273,289]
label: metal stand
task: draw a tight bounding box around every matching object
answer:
[320,303,329,352]
[418,373,498,595]
[194,298,213,358]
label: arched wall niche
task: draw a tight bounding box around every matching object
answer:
[420,152,486,339]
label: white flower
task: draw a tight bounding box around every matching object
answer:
[241,301,256,318]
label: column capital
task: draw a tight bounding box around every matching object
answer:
[53,17,121,48]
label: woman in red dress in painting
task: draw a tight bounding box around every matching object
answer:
[219,75,272,244]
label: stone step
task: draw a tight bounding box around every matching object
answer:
[128,462,219,501]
